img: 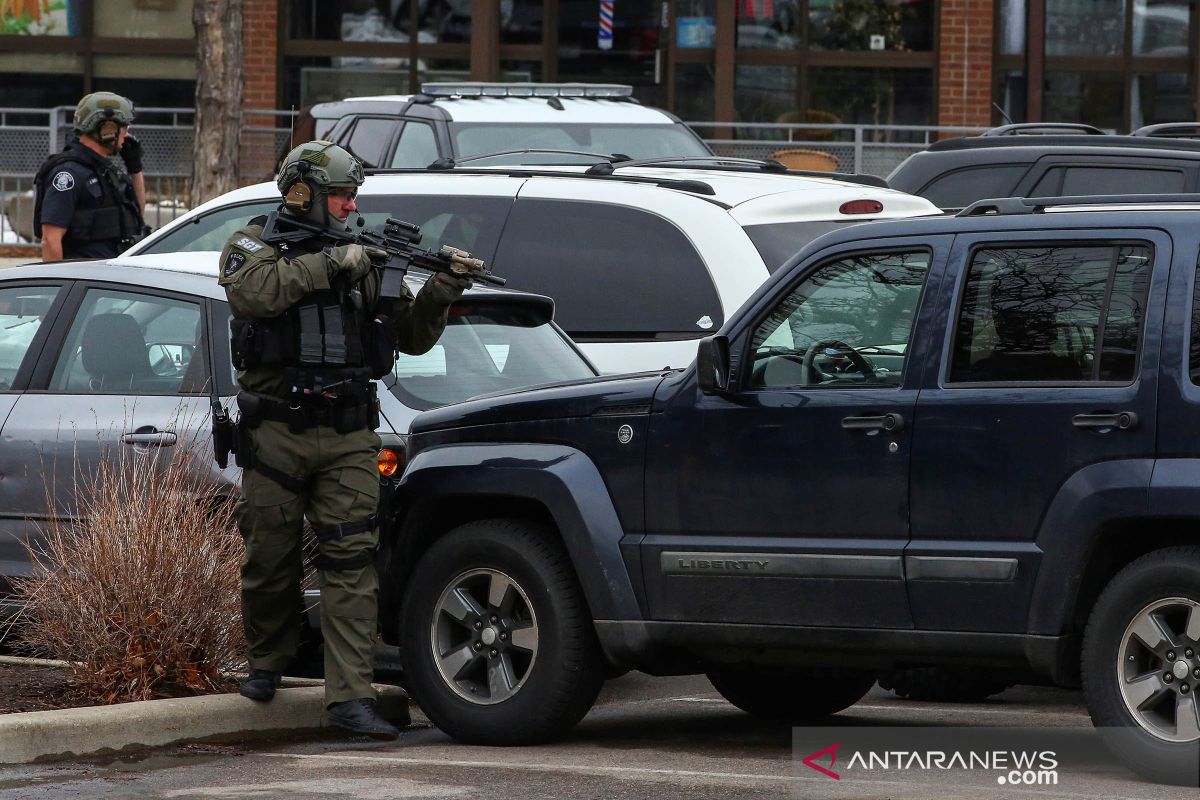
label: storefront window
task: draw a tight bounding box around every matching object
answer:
[1043,71,1124,130]
[94,0,195,38]
[288,0,409,41]
[735,65,799,125]
[809,0,933,51]
[1131,72,1192,128]
[557,1,666,109]
[501,0,543,44]
[809,66,932,126]
[0,60,83,107]
[998,0,1027,55]
[1133,0,1190,56]
[1046,0,1125,56]
[675,63,715,122]
[736,0,802,48]
[677,0,717,49]
[996,70,1028,124]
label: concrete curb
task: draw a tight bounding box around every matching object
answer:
[0,678,410,764]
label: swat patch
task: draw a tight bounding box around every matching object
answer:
[223,251,246,277]
[51,171,75,191]
[234,236,265,253]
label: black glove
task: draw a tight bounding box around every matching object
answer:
[120,134,145,174]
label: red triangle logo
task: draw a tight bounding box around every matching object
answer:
[802,742,841,780]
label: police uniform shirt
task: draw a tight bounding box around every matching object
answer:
[39,159,121,259]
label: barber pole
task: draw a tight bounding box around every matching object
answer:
[598,1,614,50]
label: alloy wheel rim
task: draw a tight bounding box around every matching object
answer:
[430,567,539,705]
[1116,597,1200,743]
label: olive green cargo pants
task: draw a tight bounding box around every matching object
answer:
[238,419,382,705]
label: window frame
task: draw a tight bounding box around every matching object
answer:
[733,244,936,392]
[27,281,212,397]
[944,239,1157,389]
[137,199,283,255]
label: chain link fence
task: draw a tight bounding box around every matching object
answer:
[0,109,981,250]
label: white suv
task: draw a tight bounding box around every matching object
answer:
[130,159,942,373]
[305,82,713,168]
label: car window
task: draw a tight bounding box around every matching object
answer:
[390,122,440,168]
[354,195,512,265]
[491,199,722,337]
[389,304,594,410]
[49,289,206,395]
[139,200,280,254]
[743,220,865,272]
[920,165,1028,209]
[949,244,1152,384]
[449,123,710,164]
[346,117,397,168]
[0,286,60,391]
[747,251,931,389]
[1030,166,1186,196]
[1187,253,1200,386]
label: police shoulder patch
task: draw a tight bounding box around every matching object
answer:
[233,236,265,253]
[223,251,247,277]
[51,171,75,192]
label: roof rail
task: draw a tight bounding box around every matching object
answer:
[583,155,890,188]
[420,82,634,99]
[1130,122,1200,138]
[428,149,632,169]
[958,193,1200,216]
[362,165,722,201]
[982,122,1107,137]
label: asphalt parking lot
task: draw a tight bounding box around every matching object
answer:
[0,672,1194,800]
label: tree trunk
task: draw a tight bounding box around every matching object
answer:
[191,0,243,208]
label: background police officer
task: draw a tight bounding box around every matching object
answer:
[35,91,147,261]
[220,141,474,739]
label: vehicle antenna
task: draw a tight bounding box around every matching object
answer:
[992,102,1014,126]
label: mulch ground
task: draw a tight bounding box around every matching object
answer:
[0,663,81,714]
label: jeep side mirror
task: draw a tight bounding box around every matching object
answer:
[697,335,731,394]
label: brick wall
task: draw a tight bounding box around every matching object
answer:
[937,0,993,128]
[242,0,278,110]
[241,0,280,183]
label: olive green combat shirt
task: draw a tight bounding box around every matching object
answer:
[218,217,460,400]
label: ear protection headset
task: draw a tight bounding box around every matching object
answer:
[283,160,314,213]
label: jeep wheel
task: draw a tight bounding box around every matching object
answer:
[399,519,605,745]
[878,667,1012,702]
[706,664,876,721]
[1082,547,1200,786]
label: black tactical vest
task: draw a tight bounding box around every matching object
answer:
[33,139,144,247]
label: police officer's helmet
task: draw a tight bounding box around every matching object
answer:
[276,141,364,216]
[73,92,135,138]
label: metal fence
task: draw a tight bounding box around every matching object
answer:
[686,121,988,176]
[0,109,983,249]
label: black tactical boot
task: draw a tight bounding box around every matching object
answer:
[325,698,401,740]
[239,669,282,702]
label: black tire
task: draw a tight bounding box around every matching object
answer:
[878,667,1012,702]
[399,518,605,745]
[1081,547,1200,786]
[706,664,876,722]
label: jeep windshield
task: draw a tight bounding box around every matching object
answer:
[449,122,711,164]
[389,299,596,410]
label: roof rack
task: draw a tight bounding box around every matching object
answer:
[1130,122,1200,138]
[420,82,635,99]
[583,155,889,188]
[428,149,632,169]
[982,122,1107,136]
[362,165,721,201]
[958,193,1200,216]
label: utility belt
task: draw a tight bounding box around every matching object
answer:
[237,384,379,436]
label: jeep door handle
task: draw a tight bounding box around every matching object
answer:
[121,430,178,447]
[1072,412,1138,431]
[841,413,905,432]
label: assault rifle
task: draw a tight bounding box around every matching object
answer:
[258,210,505,300]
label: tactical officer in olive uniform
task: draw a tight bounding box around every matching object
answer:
[35,91,148,261]
[220,141,473,738]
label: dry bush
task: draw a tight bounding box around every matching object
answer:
[12,432,245,704]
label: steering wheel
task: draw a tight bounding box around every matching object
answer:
[800,339,876,385]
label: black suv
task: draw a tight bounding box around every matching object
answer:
[380,195,1200,785]
[890,122,1200,211]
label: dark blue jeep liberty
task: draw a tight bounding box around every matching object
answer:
[380,195,1200,785]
